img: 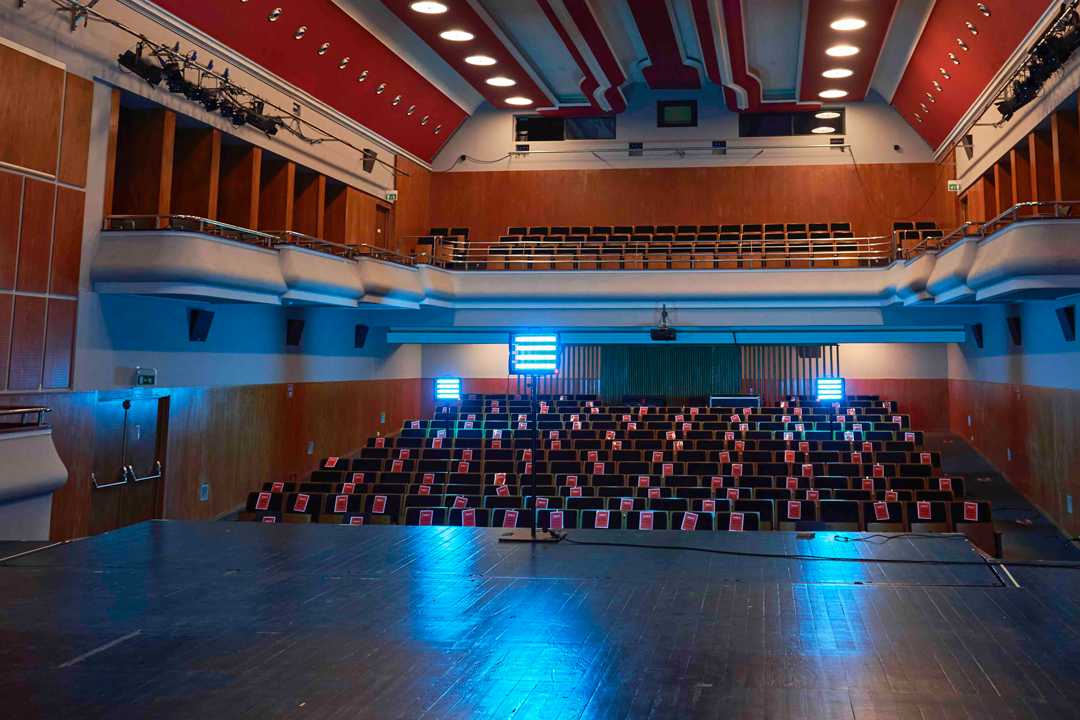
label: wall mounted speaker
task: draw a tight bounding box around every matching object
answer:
[286,318,305,347]
[1057,305,1076,342]
[1007,316,1022,346]
[354,324,369,349]
[188,309,214,342]
[971,323,984,349]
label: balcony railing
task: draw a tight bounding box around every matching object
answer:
[417,234,897,270]
[904,201,1080,259]
[0,406,51,433]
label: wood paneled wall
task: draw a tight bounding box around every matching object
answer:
[949,379,1080,535]
[0,44,91,393]
[430,162,960,242]
[13,378,424,540]
[394,155,432,254]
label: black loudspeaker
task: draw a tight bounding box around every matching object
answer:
[1007,316,1022,346]
[362,149,377,173]
[354,324,369,349]
[188,308,214,342]
[286,318,305,347]
[797,345,822,359]
[971,323,984,349]
[1057,305,1077,342]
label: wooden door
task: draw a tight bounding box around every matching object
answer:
[89,396,168,535]
[375,205,390,248]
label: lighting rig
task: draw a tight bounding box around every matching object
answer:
[995,2,1080,123]
[33,0,407,176]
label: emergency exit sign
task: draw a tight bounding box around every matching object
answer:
[947,180,961,192]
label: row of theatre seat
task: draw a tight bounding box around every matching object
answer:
[240,394,992,534]
[503,223,853,236]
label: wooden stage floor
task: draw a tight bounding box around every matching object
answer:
[3,521,1080,719]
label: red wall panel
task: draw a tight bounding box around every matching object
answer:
[50,187,84,296]
[16,179,55,294]
[42,299,77,390]
[0,171,20,290]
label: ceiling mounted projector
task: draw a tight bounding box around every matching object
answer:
[650,304,677,341]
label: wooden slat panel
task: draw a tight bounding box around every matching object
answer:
[8,294,46,391]
[102,90,121,218]
[112,108,175,216]
[1051,110,1080,201]
[58,74,93,187]
[1029,127,1055,202]
[41,298,76,389]
[16,179,56,293]
[993,156,1013,214]
[293,172,325,237]
[258,155,295,231]
[170,127,221,218]
[0,43,64,176]
[0,171,21,291]
[393,155,431,254]
[50,187,84,296]
[1010,144,1033,206]
[0,293,11,391]
[217,145,261,228]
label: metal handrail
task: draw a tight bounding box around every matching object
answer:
[0,406,50,430]
[978,200,1080,236]
[104,214,277,247]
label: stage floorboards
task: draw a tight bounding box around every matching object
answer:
[3,521,1080,719]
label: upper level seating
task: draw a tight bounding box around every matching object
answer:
[412,221,897,271]
[239,394,990,535]
[894,221,944,251]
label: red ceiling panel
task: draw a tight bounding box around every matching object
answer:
[626,0,701,90]
[893,0,1053,150]
[537,0,628,115]
[799,0,899,103]
[380,0,555,113]
[151,0,468,163]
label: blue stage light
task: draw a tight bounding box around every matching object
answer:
[510,333,560,375]
[434,377,462,401]
[816,376,845,402]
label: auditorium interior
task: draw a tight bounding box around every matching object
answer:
[4,0,1080,717]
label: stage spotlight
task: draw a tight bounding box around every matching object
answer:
[230,107,248,127]
[434,377,462,401]
[117,45,163,86]
[815,377,846,402]
[510,333,560,375]
[246,102,282,135]
[362,149,378,173]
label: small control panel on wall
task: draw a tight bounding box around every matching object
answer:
[0,41,92,392]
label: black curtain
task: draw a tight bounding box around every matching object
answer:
[599,345,741,402]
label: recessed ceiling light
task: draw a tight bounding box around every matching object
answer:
[826,44,860,57]
[830,17,867,31]
[812,126,836,134]
[815,111,841,119]
[465,55,497,66]
[440,29,474,42]
[505,96,533,106]
[822,68,854,79]
[819,89,848,99]
[486,76,516,87]
[410,1,448,13]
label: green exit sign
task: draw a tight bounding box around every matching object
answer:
[947,180,961,193]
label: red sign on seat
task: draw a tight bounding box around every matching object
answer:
[349,516,364,526]
[702,499,716,512]
[496,484,510,497]
[801,463,814,478]
[711,476,724,490]
[594,510,610,529]
[375,437,385,449]
[732,463,743,478]
[588,451,599,463]
[570,486,582,497]
[461,508,476,526]
[593,462,605,475]
[799,441,809,454]
[726,488,740,501]
[662,463,674,477]
[271,482,284,493]
[885,490,898,502]
[255,492,271,511]
[963,501,979,522]
[648,487,661,499]
[862,478,874,491]
[729,512,744,532]
[921,452,932,465]
[391,460,404,473]
[620,497,634,512]
[806,489,820,502]
[502,510,519,528]
[916,501,932,521]
[605,430,616,440]
[372,495,387,514]
[494,473,507,486]
[639,511,654,530]
[262,516,277,524]
[787,501,801,520]
[939,477,953,491]
[536,497,549,509]
[457,461,470,473]
[334,495,349,513]
[784,450,796,464]
[325,456,339,469]
[293,494,310,513]
[786,477,799,490]
[872,464,884,478]
[549,511,564,530]
[418,484,431,496]
[419,509,434,526]
[398,448,410,460]
[453,495,468,509]
[873,501,889,521]
[681,512,698,531]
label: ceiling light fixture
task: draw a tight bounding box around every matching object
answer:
[410,1,448,13]
[822,68,854,79]
[819,89,849,99]
[830,18,867,31]
[465,55,497,66]
[505,96,533,106]
[486,76,516,87]
[440,29,475,42]
[815,110,841,119]
[826,44,860,57]
[811,126,836,134]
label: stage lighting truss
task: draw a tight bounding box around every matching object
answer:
[994,3,1080,123]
